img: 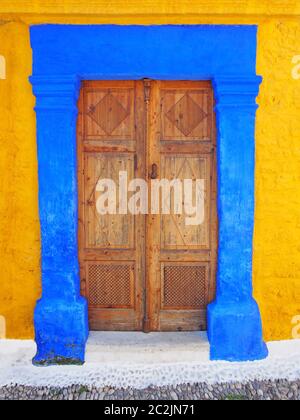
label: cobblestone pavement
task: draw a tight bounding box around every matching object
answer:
[0,380,299,400]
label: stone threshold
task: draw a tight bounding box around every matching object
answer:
[0,334,299,390]
[86,332,210,364]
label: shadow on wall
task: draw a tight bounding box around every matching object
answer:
[0,55,5,79]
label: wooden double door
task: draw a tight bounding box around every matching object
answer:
[78,80,217,332]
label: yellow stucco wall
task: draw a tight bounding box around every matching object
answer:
[0,22,41,339]
[255,20,300,340]
[0,1,299,340]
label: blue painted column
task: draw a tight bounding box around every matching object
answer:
[208,77,268,362]
[30,76,89,365]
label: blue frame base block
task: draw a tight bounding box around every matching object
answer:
[33,297,88,366]
[208,299,268,361]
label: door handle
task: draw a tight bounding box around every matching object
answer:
[150,163,158,180]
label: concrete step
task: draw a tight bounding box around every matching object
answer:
[86,331,210,364]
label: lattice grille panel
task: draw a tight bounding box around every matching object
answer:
[87,264,133,308]
[163,265,207,309]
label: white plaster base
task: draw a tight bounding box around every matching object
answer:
[0,333,299,389]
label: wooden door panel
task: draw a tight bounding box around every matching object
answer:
[161,263,209,311]
[78,80,217,332]
[84,87,135,140]
[161,154,210,250]
[86,262,135,309]
[147,81,217,332]
[78,81,145,331]
[89,309,138,331]
[159,310,207,332]
[84,152,135,249]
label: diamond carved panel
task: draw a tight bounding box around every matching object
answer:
[88,93,130,135]
[166,94,208,137]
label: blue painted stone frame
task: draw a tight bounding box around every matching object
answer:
[30,25,268,365]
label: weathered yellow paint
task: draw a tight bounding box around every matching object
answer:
[255,20,300,341]
[0,1,300,19]
[0,22,41,339]
[0,1,299,340]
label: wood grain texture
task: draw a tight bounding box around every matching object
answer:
[78,81,145,331]
[147,81,217,331]
[78,80,217,332]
